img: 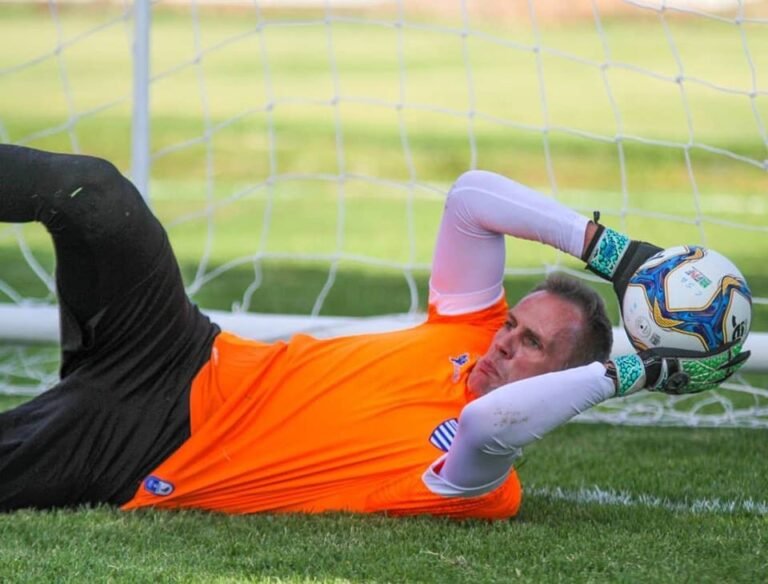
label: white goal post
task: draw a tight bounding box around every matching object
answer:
[0,0,766,427]
[1,303,767,363]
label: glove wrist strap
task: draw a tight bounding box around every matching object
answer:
[609,354,647,397]
[584,224,631,280]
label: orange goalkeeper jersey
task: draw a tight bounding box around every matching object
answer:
[122,299,523,519]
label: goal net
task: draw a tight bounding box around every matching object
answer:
[0,0,766,427]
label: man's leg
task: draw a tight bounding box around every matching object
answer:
[0,145,168,372]
[0,145,219,509]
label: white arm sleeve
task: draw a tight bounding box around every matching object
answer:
[423,362,615,497]
[430,170,590,315]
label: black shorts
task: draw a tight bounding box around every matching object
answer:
[0,146,219,510]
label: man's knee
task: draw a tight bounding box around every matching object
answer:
[53,153,137,204]
[43,152,148,231]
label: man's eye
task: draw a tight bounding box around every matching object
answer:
[525,336,541,349]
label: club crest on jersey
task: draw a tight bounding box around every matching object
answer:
[429,418,459,452]
[449,353,470,382]
[143,475,174,497]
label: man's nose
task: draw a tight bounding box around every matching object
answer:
[495,329,518,358]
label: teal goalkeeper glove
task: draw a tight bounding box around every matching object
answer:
[581,214,663,301]
[606,341,751,397]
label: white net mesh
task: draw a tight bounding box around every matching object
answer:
[0,0,766,426]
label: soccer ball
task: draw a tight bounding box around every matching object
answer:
[622,245,751,353]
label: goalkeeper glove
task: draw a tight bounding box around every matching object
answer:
[581,213,663,302]
[606,341,751,397]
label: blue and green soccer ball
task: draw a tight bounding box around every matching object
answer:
[622,245,751,353]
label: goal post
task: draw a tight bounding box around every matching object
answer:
[1,303,767,363]
[0,0,767,427]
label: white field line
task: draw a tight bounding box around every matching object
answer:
[527,485,768,516]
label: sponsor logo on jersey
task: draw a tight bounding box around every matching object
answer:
[429,418,459,452]
[449,353,470,382]
[144,475,174,497]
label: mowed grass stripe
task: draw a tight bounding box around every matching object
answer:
[527,485,768,516]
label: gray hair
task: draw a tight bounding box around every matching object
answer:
[530,273,613,366]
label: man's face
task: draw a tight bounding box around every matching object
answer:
[467,291,585,396]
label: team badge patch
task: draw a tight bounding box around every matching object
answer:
[143,475,174,497]
[429,418,459,452]
[449,353,470,382]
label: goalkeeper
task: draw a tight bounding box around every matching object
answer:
[0,146,748,518]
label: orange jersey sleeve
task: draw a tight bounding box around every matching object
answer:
[122,299,520,519]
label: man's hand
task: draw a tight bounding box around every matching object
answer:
[582,218,662,301]
[606,341,751,397]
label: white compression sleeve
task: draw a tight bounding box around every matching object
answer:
[430,170,589,315]
[436,362,615,494]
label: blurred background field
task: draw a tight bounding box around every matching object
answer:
[1,0,766,399]
[1,1,766,315]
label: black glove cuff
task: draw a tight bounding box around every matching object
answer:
[611,240,664,300]
[580,212,605,262]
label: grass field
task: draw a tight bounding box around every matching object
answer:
[1,3,767,582]
[0,421,766,582]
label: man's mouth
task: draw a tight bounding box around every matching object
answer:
[475,358,497,379]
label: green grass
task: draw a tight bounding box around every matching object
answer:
[1,4,768,583]
[0,420,765,583]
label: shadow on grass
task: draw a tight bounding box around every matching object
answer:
[0,242,593,317]
[3,242,767,327]
[184,259,573,318]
